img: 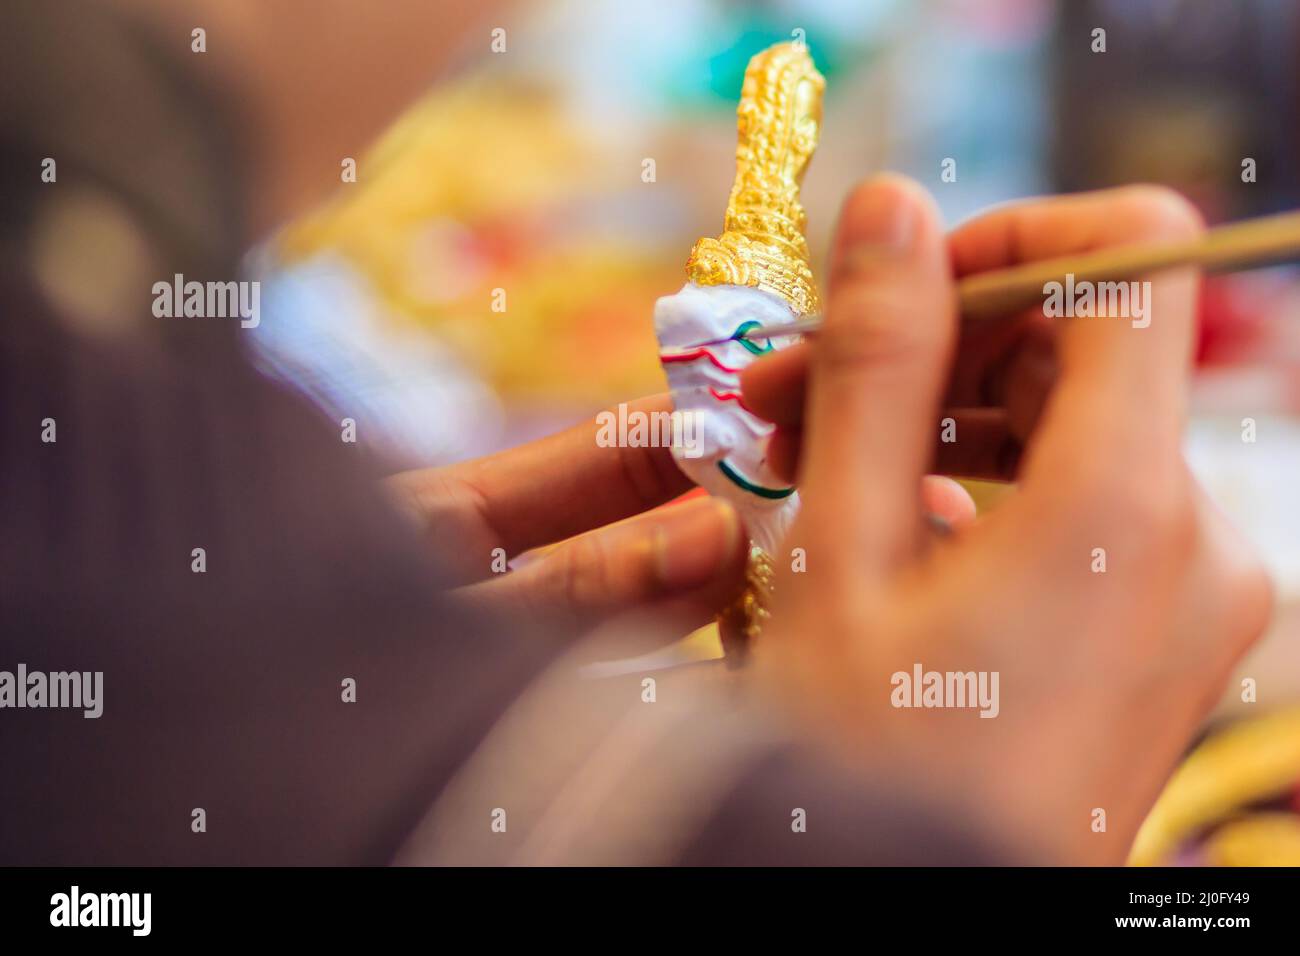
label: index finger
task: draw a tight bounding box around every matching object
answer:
[1003,187,1206,507]
[388,394,695,582]
[949,184,1206,279]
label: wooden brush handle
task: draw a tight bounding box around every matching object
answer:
[957,209,1300,321]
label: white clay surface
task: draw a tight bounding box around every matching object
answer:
[654,281,801,554]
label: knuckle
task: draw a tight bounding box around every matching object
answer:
[1119,468,1190,531]
[558,533,612,609]
[1225,552,1275,652]
[613,429,683,507]
[1123,483,1196,556]
[1071,463,1193,551]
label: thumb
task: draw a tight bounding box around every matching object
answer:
[798,174,955,570]
[454,495,747,639]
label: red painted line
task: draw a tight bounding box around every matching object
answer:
[659,347,743,374]
[708,387,753,413]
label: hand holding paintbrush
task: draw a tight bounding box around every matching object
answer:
[736,182,1266,486]
[689,208,1300,348]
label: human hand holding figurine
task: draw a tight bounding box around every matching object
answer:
[385,389,973,653]
[388,44,973,656]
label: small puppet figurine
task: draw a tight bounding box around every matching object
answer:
[653,41,824,660]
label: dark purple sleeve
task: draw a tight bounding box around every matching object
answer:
[675,745,1014,866]
[0,277,556,864]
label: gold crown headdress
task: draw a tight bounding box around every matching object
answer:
[686,42,825,316]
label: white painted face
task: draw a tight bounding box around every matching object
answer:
[653,281,801,553]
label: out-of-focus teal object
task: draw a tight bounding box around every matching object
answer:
[706,30,841,103]
[660,24,860,113]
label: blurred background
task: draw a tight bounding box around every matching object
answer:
[244,0,1300,864]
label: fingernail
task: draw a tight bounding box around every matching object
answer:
[840,179,919,258]
[925,512,953,538]
[652,497,741,590]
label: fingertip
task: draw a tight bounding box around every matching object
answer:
[739,343,809,426]
[1112,184,1206,241]
[831,173,943,275]
[843,172,937,219]
[921,475,977,528]
[765,427,802,484]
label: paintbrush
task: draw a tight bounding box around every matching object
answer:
[686,208,1300,348]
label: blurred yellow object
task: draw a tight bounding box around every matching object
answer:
[960,478,1015,512]
[1205,813,1300,866]
[280,79,590,289]
[1129,708,1300,865]
[679,622,726,663]
[277,77,674,404]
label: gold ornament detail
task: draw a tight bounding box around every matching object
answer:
[686,42,825,316]
[717,546,776,665]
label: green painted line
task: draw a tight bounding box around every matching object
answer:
[732,320,775,356]
[717,459,795,499]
